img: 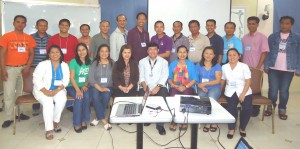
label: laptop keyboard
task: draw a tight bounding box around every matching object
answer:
[123,104,143,115]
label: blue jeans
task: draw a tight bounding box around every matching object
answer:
[66,86,91,126]
[226,93,252,131]
[197,87,221,101]
[90,86,111,120]
[268,69,294,112]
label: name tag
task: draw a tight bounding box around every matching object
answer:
[172,48,176,53]
[245,46,251,51]
[54,80,63,86]
[39,49,47,54]
[190,47,196,52]
[62,48,67,54]
[202,78,209,83]
[229,81,236,87]
[101,78,108,83]
[228,43,234,49]
[141,42,146,47]
[78,77,86,83]
[160,42,164,46]
[18,47,26,52]
[224,49,228,54]
[279,43,286,50]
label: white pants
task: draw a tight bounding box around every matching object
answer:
[37,90,67,131]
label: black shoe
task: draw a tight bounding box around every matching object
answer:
[16,113,30,120]
[32,109,40,116]
[144,123,151,126]
[74,126,82,133]
[0,108,2,112]
[156,126,166,135]
[2,120,13,128]
[227,134,234,139]
[240,132,246,137]
[67,106,73,112]
[81,126,87,130]
[251,108,260,117]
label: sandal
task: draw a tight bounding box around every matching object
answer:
[53,123,62,133]
[210,125,218,132]
[104,123,112,130]
[264,110,272,116]
[203,126,209,132]
[45,131,54,140]
[169,122,177,131]
[279,112,288,120]
[179,124,188,130]
[90,119,99,126]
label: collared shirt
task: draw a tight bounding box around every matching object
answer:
[221,62,252,97]
[188,33,210,63]
[90,33,110,57]
[169,33,190,62]
[110,27,128,61]
[207,33,224,57]
[222,35,243,63]
[242,31,269,69]
[139,56,169,90]
[31,32,51,65]
[195,63,222,90]
[127,26,150,63]
[150,33,173,56]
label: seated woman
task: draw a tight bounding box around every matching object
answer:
[32,45,70,140]
[112,45,139,97]
[167,45,198,131]
[88,44,114,130]
[66,43,92,133]
[221,48,252,139]
[196,46,222,132]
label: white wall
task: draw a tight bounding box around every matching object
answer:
[257,0,273,36]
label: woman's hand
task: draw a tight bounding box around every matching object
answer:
[197,83,206,89]
[99,87,110,92]
[41,89,53,97]
[200,87,208,93]
[177,86,186,92]
[76,89,83,99]
[239,93,246,103]
[81,86,89,92]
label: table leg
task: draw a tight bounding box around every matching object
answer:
[191,124,198,149]
[137,123,143,149]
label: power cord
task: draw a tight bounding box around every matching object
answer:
[217,125,225,149]
[108,130,115,149]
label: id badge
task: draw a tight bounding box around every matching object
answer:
[101,78,108,83]
[141,42,146,47]
[39,49,47,54]
[54,80,63,86]
[18,47,26,52]
[78,77,86,83]
[190,47,196,52]
[279,43,286,50]
[229,81,237,87]
[62,48,67,54]
[160,42,164,46]
[202,78,209,83]
[224,49,228,55]
[228,43,234,49]
[172,48,176,53]
[245,46,251,51]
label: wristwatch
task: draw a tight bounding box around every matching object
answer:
[157,84,163,87]
[185,85,189,88]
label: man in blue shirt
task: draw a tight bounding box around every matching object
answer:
[206,19,224,64]
[31,19,51,116]
[222,22,243,64]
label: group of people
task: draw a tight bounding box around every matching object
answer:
[0,12,299,141]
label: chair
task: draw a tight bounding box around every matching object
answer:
[13,67,39,135]
[250,68,275,134]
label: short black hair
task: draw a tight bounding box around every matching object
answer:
[59,19,71,26]
[154,20,164,27]
[36,19,48,26]
[80,24,90,30]
[206,19,216,25]
[188,20,200,28]
[224,22,236,29]
[280,16,295,25]
[100,20,110,25]
[136,12,147,20]
[116,14,127,21]
[147,42,159,49]
[247,16,260,24]
[46,44,64,63]
[14,15,27,23]
[173,21,183,28]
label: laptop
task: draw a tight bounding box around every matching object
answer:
[234,137,253,149]
[115,87,150,117]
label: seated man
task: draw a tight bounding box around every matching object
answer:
[138,42,169,135]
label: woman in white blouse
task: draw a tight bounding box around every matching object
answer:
[221,48,252,139]
[32,45,70,140]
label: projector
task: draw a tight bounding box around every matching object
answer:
[179,96,212,115]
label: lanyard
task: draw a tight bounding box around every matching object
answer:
[149,59,157,76]
[137,30,146,43]
[14,32,26,47]
[122,32,127,44]
[51,62,63,80]
[59,35,69,50]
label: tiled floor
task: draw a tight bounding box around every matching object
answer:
[0,75,299,149]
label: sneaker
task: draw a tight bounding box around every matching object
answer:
[2,120,13,128]
[32,109,40,116]
[16,113,30,120]
[90,119,99,126]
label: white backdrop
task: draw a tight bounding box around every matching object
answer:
[148,0,231,37]
[1,0,100,38]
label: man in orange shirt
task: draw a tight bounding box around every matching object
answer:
[0,15,36,128]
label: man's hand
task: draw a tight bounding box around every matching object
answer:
[1,69,8,81]
[22,67,30,77]
[150,86,160,95]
